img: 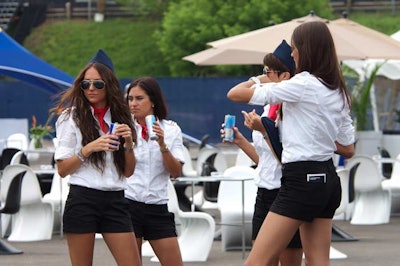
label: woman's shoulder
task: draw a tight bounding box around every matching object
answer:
[161,119,182,133]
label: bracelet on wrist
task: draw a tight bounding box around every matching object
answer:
[77,148,87,162]
[249,76,261,85]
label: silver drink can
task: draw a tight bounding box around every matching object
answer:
[224,114,236,142]
[145,115,158,140]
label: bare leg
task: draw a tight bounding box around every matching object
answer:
[150,237,183,266]
[279,248,303,266]
[103,232,141,266]
[300,218,332,266]
[245,212,302,266]
[66,233,95,266]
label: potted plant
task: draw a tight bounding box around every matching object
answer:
[348,62,384,155]
[29,113,55,149]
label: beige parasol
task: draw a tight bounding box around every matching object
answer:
[183,12,400,65]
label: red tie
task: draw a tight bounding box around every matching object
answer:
[92,105,109,133]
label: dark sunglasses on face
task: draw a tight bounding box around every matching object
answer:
[81,80,106,90]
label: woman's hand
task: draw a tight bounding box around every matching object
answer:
[114,123,134,146]
[242,110,264,133]
[152,121,166,146]
[220,123,245,146]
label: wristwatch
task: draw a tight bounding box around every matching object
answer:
[123,142,135,151]
[160,144,169,153]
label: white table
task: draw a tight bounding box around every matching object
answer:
[176,175,253,259]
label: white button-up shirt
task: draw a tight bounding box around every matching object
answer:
[253,105,282,190]
[125,118,184,205]
[250,71,355,164]
[54,107,127,191]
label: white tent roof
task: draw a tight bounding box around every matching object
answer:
[343,30,400,80]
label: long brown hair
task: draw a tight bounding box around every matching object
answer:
[51,62,136,178]
[292,21,352,109]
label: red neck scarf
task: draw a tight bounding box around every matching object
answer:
[92,105,109,133]
[139,123,148,139]
[268,103,281,120]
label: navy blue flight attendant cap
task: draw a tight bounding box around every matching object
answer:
[88,49,114,72]
[273,40,295,73]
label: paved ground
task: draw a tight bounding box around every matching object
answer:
[1,215,400,266]
[2,142,399,265]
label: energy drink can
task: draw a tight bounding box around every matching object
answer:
[109,122,118,134]
[224,115,236,142]
[108,122,119,148]
[145,115,159,140]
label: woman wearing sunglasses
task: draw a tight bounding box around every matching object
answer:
[52,49,140,266]
[222,40,303,266]
[125,77,184,266]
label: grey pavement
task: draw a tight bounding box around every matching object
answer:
[1,215,400,265]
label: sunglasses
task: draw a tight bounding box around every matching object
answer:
[263,67,280,75]
[81,80,106,90]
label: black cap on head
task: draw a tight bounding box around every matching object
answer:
[88,49,114,72]
[273,40,295,73]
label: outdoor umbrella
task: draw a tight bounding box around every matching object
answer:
[183,12,400,65]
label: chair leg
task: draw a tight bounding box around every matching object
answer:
[0,239,23,255]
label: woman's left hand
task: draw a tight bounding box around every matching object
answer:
[114,123,133,144]
[153,121,165,145]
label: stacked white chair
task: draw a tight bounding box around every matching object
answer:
[235,148,255,167]
[346,155,391,225]
[217,165,258,251]
[182,146,197,177]
[380,153,400,214]
[142,179,215,262]
[5,164,54,241]
[43,173,70,234]
[6,133,28,151]
[2,151,29,237]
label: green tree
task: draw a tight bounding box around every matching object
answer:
[156,0,333,76]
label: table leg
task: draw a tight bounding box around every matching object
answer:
[241,180,245,259]
[191,181,195,212]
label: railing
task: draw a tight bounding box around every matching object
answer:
[330,0,399,12]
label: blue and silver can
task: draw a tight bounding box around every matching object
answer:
[224,114,236,142]
[145,115,159,140]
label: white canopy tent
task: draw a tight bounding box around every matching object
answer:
[342,30,400,131]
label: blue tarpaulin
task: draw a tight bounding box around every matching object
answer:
[0,27,73,94]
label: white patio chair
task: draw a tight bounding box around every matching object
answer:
[217,165,258,251]
[380,153,400,214]
[4,164,54,241]
[182,145,196,177]
[346,155,391,225]
[6,133,28,151]
[43,173,70,234]
[142,179,215,262]
[234,148,255,167]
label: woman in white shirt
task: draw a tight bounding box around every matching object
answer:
[224,40,302,266]
[227,22,355,266]
[53,49,140,266]
[125,76,184,266]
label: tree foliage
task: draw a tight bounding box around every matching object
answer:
[156,0,333,76]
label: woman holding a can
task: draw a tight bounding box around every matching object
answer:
[125,76,184,266]
[53,49,140,266]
